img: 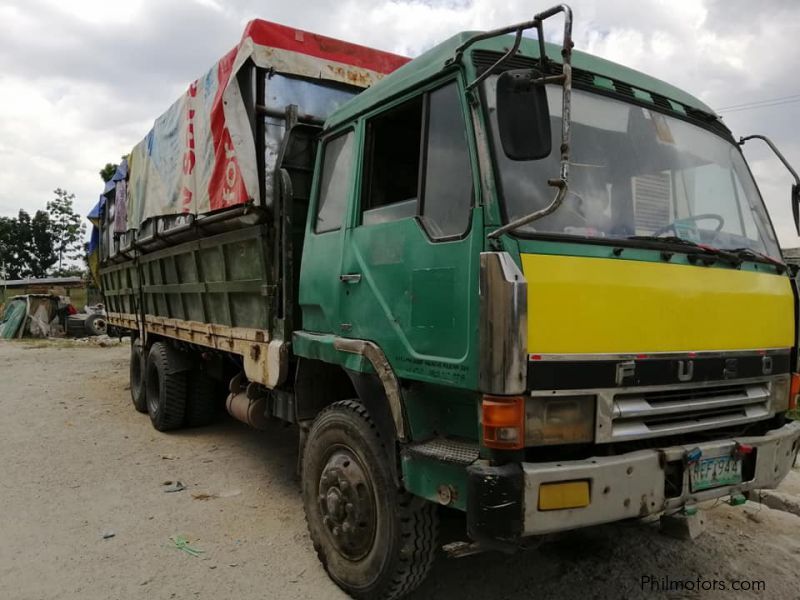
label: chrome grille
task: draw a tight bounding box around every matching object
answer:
[610,382,771,442]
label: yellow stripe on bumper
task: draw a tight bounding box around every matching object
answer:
[538,480,591,511]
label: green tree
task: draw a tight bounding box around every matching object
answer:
[0,215,23,279]
[47,188,86,274]
[28,210,57,277]
[0,209,56,279]
[100,162,118,183]
[13,210,32,276]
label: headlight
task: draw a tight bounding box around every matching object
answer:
[525,395,596,445]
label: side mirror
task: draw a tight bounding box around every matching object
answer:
[496,69,552,160]
[740,135,800,237]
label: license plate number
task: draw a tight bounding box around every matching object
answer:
[689,456,742,492]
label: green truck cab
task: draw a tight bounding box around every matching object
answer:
[95,6,800,599]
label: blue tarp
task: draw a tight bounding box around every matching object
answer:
[88,159,128,224]
[87,158,128,285]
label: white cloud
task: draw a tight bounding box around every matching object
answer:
[0,0,798,246]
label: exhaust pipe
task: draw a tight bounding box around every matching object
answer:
[226,373,270,429]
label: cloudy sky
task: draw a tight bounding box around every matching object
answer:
[1,0,799,246]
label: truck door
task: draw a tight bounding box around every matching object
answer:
[298,129,356,335]
[339,80,479,388]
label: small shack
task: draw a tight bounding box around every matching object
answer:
[0,276,87,305]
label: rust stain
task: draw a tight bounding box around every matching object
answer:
[325,63,373,87]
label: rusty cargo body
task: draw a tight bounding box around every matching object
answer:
[100,225,282,384]
[96,21,407,389]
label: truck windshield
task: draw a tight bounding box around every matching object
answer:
[484,77,781,258]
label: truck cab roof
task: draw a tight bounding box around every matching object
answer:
[325,31,718,132]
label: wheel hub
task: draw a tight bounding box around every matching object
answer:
[325,487,344,519]
[318,449,376,560]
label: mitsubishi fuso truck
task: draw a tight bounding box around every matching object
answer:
[90,5,800,598]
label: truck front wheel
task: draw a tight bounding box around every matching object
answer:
[302,400,438,600]
[145,341,187,431]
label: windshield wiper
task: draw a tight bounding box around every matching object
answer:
[626,235,743,267]
[627,235,703,249]
[724,247,787,272]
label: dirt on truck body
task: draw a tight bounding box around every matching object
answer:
[89,5,800,598]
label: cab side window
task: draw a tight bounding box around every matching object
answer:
[315,131,354,233]
[361,97,423,226]
[360,81,473,238]
[420,83,473,239]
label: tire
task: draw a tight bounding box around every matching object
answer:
[84,314,107,336]
[302,400,438,600]
[184,365,221,427]
[66,316,86,337]
[130,338,147,413]
[145,341,187,431]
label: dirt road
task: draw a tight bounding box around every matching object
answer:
[1,339,799,600]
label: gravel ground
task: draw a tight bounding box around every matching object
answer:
[0,339,799,600]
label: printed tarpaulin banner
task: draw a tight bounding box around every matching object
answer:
[126,20,409,230]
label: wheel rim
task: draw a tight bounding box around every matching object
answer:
[317,446,377,561]
[94,318,107,334]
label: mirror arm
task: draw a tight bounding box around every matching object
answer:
[739,134,800,187]
[488,179,568,239]
[488,5,573,240]
[455,4,573,90]
[466,29,524,93]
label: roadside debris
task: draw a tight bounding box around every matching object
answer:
[744,508,764,523]
[191,489,240,501]
[750,489,800,518]
[170,535,203,557]
[659,509,706,540]
[0,295,61,339]
[101,531,116,540]
[161,481,186,493]
[191,492,216,501]
[0,295,110,339]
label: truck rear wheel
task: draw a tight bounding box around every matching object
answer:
[302,400,438,600]
[184,366,220,427]
[130,338,147,413]
[145,341,187,431]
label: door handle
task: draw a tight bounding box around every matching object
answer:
[339,273,362,283]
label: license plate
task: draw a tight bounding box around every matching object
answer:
[689,455,742,492]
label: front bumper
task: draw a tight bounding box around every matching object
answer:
[467,420,800,541]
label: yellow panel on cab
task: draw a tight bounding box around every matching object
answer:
[521,254,794,354]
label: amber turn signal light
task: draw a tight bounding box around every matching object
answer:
[790,373,800,411]
[482,395,525,450]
